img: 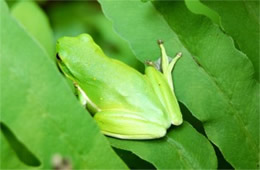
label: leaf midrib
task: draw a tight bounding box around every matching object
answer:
[183,39,257,154]
[166,136,199,169]
[193,56,257,151]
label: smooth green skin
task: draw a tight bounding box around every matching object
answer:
[56,34,182,139]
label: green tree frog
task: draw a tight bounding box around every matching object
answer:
[56,34,182,139]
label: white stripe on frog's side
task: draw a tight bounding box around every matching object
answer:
[74,83,101,112]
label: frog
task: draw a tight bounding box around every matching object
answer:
[56,34,182,139]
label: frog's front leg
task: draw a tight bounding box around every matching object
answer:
[74,83,100,114]
[94,109,167,139]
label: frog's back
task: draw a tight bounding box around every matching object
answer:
[57,34,168,124]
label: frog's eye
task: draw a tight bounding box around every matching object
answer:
[56,54,63,73]
[56,54,61,61]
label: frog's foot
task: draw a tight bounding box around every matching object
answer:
[94,109,167,139]
[157,40,182,91]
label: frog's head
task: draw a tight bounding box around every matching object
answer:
[56,34,105,81]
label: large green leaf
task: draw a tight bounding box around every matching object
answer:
[185,0,219,25]
[113,148,156,169]
[46,1,143,70]
[0,1,127,169]
[11,1,54,58]
[109,122,217,169]
[99,0,259,168]
[202,0,259,80]
[0,131,36,169]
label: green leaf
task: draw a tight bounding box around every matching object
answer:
[201,0,260,80]
[99,0,259,168]
[113,148,156,169]
[0,130,37,169]
[0,1,127,169]
[1,122,40,167]
[46,1,143,70]
[185,0,220,25]
[11,1,54,58]
[109,122,217,169]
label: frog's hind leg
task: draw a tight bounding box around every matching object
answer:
[144,41,183,126]
[94,109,166,139]
[158,40,182,91]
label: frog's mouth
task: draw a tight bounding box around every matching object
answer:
[56,53,75,80]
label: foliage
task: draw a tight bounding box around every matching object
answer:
[1,0,259,169]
